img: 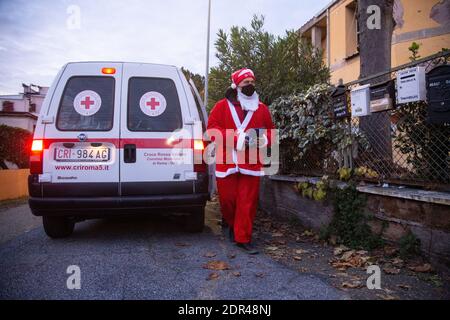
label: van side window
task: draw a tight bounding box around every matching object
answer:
[127,77,182,132]
[190,86,206,132]
[56,76,115,131]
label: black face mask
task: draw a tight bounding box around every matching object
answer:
[240,84,255,96]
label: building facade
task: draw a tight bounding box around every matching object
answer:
[299,0,450,84]
[0,84,48,132]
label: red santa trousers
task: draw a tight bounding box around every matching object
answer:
[216,172,260,244]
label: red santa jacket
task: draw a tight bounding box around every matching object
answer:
[207,98,275,178]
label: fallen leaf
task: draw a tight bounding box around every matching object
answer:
[232,271,241,277]
[342,281,363,289]
[397,284,411,290]
[301,230,314,237]
[203,260,230,271]
[383,246,398,256]
[203,252,217,258]
[255,272,265,278]
[356,250,368,256]
[275,239,286,245]
[227,253,236,259]
[376,294,398,300]
[271,232,284,237]
[175,242,191,247]
[408,263,432,273]
[341,250,355,261]
[336,272,349,277]
[265,246,279,251]
[293,256,302,261]
[298,267,308,273]
[294,249,308,255]
[334,247,344,256]
[207,272,219,280]
[331,261,355,271]
[391,258,404,266]
[383,265,401,275]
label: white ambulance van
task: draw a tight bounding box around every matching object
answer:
[28,62,212,238]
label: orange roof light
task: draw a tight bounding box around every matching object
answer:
[31,139,43,152]
[102,67,116,74]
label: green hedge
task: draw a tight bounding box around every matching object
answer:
[0,124,33,168]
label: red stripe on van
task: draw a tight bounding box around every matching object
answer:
[43,138,193,149]
[120,138,193,148]
[43,139,120,149]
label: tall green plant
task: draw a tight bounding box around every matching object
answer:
[270,84,368,174]
[208,15,330,111]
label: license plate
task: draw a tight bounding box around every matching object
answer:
[55,146,110,162]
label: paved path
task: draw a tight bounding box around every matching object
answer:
[0,202,347,300]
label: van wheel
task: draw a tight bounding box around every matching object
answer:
[185,207,205,233]
[43,216,75,238]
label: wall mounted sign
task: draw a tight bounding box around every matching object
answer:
[331,85,350,119]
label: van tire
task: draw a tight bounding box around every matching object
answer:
[185,207,205,233]
[43,216,75,238]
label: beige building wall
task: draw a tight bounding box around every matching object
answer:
[301,0,450,85]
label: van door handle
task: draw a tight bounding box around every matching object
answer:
[124,144,136,163]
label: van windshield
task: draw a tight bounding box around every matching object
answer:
[56,76,115,131]
[127,77,182,132]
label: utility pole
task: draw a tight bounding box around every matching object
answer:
[204,0,211,108]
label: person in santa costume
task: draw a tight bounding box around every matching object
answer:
[207,68,275,254]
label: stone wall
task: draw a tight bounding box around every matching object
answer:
[259,175,450,269]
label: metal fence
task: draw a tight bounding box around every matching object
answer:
[280,51,450,190]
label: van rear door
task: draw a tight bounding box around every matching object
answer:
[120,63,195,196]
[42,62,122,197]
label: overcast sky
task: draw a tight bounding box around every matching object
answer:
[0,0,330,94]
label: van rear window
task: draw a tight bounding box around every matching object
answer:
[56,76,115,131]
[127,77,182,132]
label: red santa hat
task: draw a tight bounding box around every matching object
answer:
[230,68,256,89]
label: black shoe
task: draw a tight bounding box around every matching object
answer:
[229,228,235,243]
[236,242,259,254]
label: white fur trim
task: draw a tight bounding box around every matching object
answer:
[215,167,238,178]
[231,83,237,89]
[238,167,265,176]
[237,89,259,111]
[227,100,254,132]
[216,167,264,177]
[236,131,246,151]
[238,68,254,78]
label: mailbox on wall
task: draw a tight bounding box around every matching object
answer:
[396,66,426,104]
[426,64,450,125]
[350,84,371,117]
[370,79,396,113]
[331,85,350,119]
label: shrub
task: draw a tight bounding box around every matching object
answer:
[0,124,32,168]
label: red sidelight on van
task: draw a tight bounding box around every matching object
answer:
[193,139,207,173]
[30,139,43,174]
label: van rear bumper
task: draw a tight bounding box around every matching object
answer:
[29,194,209,217]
